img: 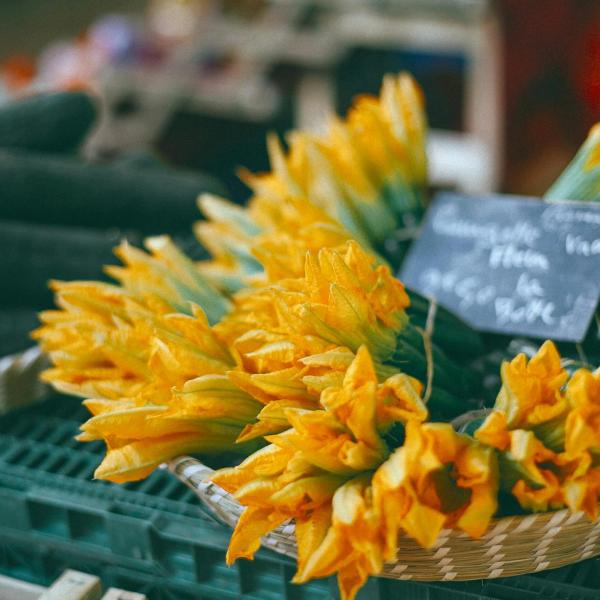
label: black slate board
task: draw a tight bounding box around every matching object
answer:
[400,193,600,342]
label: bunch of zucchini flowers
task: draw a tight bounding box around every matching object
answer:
[34,74,600,600]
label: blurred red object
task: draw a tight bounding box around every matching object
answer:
[501,0,599,195]
[575,3,600,118]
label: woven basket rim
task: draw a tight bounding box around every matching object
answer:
[168,455,600,582]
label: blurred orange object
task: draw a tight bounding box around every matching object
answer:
[2,55,35,92]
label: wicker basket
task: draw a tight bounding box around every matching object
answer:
[169,455,600,582]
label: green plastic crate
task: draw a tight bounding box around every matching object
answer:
[0,394,599,600]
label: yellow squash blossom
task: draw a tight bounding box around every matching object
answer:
[194,193,266,293]
[562,465,600,521]
[196,73,427,294]
[79,371,262,483]
[319,345,427,444]
[212,348,427,600]
[289,347,425,600]
[565,368,600,457]
[214,351,496,600]
[34,279,233,404]
[35,235,231,400]
[34,238,264,483]
[475,342,570,454]
[293,475,382,600]
[494,429,564,512]
[246,74,427,246]
[298,347,361,395]
[296,419,495,600]
[219,229,475,431]
[373,421,498,554]
[108,235,231,323]
[297,242,410,357]
[475,346,600,519]
[491,428,600,519]
[215,242,412,435]
[221,240,410,367]
[212,444,346,565]
[45,297,262,483]
[196,192,353,290]
[34,280,158,401]
[494,340,568,429]
[94,428,252,484]
[471,340,569,457]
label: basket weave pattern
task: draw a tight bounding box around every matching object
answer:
[169,455,600,582]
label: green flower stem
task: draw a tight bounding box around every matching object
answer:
[396,323,481,397]
[532,417,566,453]
[427,387,467,419]
[385,326,481,418]
[497,453,544,493]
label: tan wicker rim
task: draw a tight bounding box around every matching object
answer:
[0,346,49,415]
[169,455,600,582]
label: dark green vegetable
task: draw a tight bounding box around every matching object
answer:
[406,289,485,359]
[0,307,40,356]
[383,321,483,420]
[0,92,97,154]
[0,149,227,234]
[0,220,130,309]
[0,220,207,310]
[113,150,166,170]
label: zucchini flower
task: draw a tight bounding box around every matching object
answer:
[213,348,427,600]
[34,237,263,483]
[247,73,427,246]
[476,341,569,451]
[293,475,381,600]
[294,424,497,600]
[34,237,231,401]
[297,241,410,357]
[107,236,231,324]
[84,373,262,483]
[44,294,261,483]
[196,73,427,294]
[196,193,352,291]
[373,421,498,552]
[565,368,600,457]
[476,342,600,518]
[222,240,409,363]
[214,241,414,437]
[194,194,262,292]
[34,281,154,401]
[545,122,600,202]
[221,238,475,432]
[190,75,479,375]
[496,340,568,428]
[214,350,496,600]
[489,427,600,518]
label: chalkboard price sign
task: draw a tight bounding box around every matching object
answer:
[400,193,600,342]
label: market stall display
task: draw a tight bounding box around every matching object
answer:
[29,73,600,600]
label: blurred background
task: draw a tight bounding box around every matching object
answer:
[0,0,598,357]
[1,0,597,200]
